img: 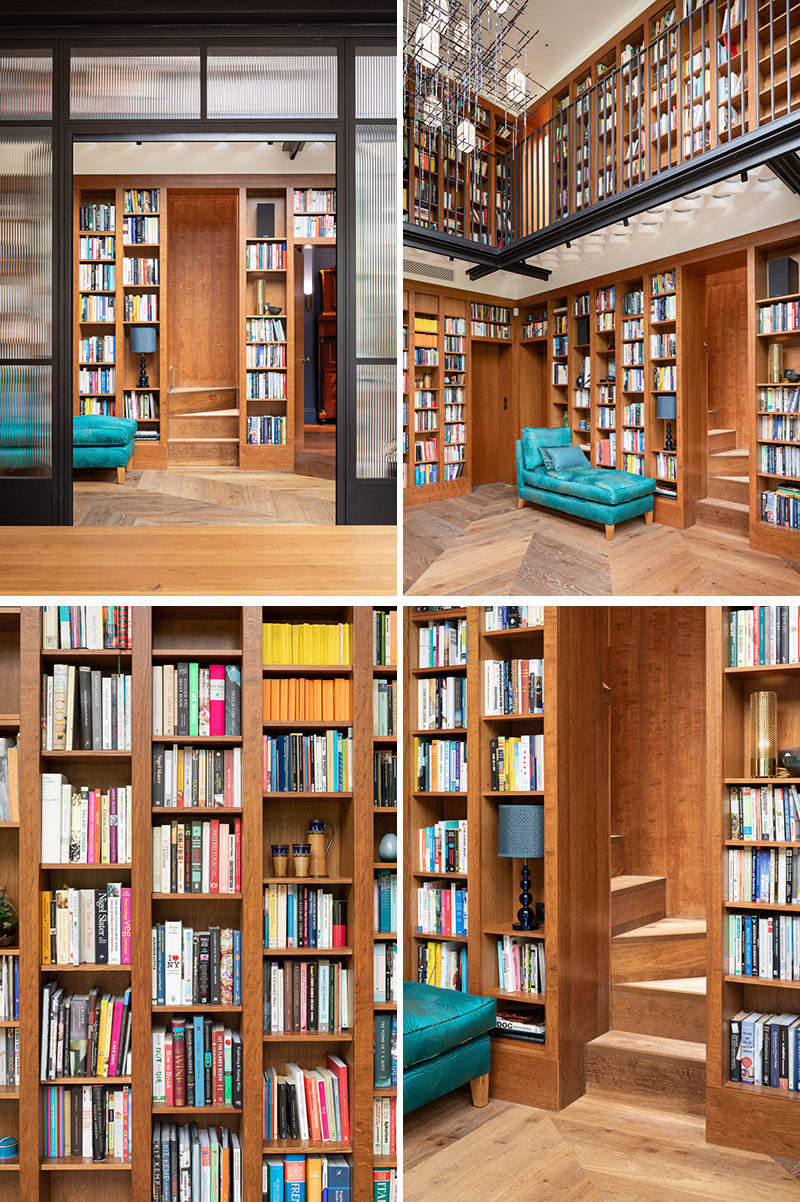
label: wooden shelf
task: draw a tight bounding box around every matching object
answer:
[41,1158,131,1171]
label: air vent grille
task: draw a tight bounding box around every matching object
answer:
[403,257,455,283]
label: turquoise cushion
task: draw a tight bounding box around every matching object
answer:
[404,981,496,1067]
[521,426,570,471]
[0,420,38,448]
[73,444,133,470]
[73,415,138,448]
[403,1032,491,1114]
[545,444,588,471]
[518,480,654,526]
[530,464,656,505]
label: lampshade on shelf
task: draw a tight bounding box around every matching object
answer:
[129,325,156,388]
[750,691,777,777]
[655,394,676,420]
[498,804,544,931]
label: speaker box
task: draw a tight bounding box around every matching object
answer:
[256,203,275,238]
[576,314,590,346]
[768,255,799,298]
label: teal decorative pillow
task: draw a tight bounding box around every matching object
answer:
[545,443,589,470]
[521,426,570,471]
[73,415,137,448]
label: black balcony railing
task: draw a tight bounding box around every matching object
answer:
[404,0,800,251]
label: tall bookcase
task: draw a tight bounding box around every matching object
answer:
[0,610,20,1196]
[403,606,609,1111]
[11,606,383,1202]
[706,605,800,1157]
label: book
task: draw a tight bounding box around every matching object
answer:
[373,941,398,1004]
[0,738,18,822]
[43,1083,130,1161]
[373,1013,396,1088]
[418,820,467,874]
[263,886,347,950]
[40,777,131,864]
[489,734,544,792]
[153,1123,241,1199]
[152,662,240,737]
[374,871,397,934]
[40,983,131,1079]
[262,958,352,1034]
[484,658,544,716]
[416,882,468,937]
[262,730,353,793]
[152,1020,242,1109]
[417,939,468,991]
[372,1095,396,1157]
[416,675,466,731]
[262,621,352,666]
[152,922,242,1006]
[41,886,131,965]
[41,668,131,750]
[262,1057,349,1143]
[496,936,546,995]
[152,743,242,808]
[151,817,242,895]
[262,677,352,723]
[373,610,397,666]
[412,736,467,793]
[373,679,396,737]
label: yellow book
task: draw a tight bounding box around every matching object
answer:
[95,994,109,1076]
[426,942,436,986]
[6,744,18,822]
[307,1155,323,1202]
[41,891,51,964]
[435,939,442,986]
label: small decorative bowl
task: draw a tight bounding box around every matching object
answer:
[267,303,282,316]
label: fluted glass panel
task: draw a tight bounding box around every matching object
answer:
[0,365,51,477]
[70,52,201,118]
[355,51,396,119]
[207,50,337,118]
[0,52,52,117]
[356,362,395,480]
[355,124,395,360]
[0,129,51,358]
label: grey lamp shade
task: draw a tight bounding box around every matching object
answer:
[498,805,544,859]
[656,394,677,420]
[129,326,157,354]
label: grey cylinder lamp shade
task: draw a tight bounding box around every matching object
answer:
[498,804,544,859]
[129,326,156,354]
[655,394,677,420]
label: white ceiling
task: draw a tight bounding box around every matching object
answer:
[403,166,800,300]
[73,140,336,175]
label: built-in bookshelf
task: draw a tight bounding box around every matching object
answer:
[470,303,511,342]
[0,609,20,1189]
[6,606,383,1202]
[571,292,592,456]
[549,299,569,426]
[594,284,617,469]
[403,605,609,1111]
[402,302,409,491]
[293,189,336,243]
[707,604,800,1156]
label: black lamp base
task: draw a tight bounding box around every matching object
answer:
[512,861,542,931]
[138,353,150,389]
[664,421,676,452]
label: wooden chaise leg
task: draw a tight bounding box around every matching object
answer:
[469,1072,490,1107]
[517,498,525,509]
[117,466,126,484]
[605,524,614,541]
[645,510,654,525]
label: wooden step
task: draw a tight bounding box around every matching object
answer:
[610,833,625,878]
[611,917,706,983]
[707,427,736,453]
[167,438,239,467]
[706,473,749,504]
[611,977,706,1042]
[708,447,749,476]
[694,496,749,534]
[168,413,240,440]
[610,874,666,936]
[169,385,238,416]
[585,1029,706,1103]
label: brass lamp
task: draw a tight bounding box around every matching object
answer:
[750,691,777,777]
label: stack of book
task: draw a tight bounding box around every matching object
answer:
[44,1084,131,1162]
[40,983,132,1078]
[412,736,467,793]
[0,1027,19,1088]
[373,748,397,807]
[489,735,544,791]
[262,620,352,666]
[729,784,800,841]
[262,730,353,793]
[416,882,467,936]
[0,954,18,1019]
[152,662,241,737]
[41,777,131,863]
[151,818,242,895]
[497,934,546,995]
[373,941,398,1003]
[41,885,131,965]
[262,959,352,1034]
[726,913,800,980]
[152,1124,240,1197]
[262,1056,349,1143]
[484,658,544,715]
[373,1094,396,1161]
[417,939,468,991]
[374,871,397,934]
[151,922,242,1005]
[418,819,467,874]
[727,847,800,904]
[0,738,18,821]
[730,1010,800,1086]
[373,679,396,736]
[417,617,466,668]
[373,1012,396,1089]
[417,675,467,730]
[152,1020,243,1108]
[41,667,132,750]
[729,605,800,665]
[152,744,242,808]
[263,1155,351,1202]
[263,677,351,723]
[495,1007,546,1044]
[263,886,347,950]
[484,605,544,630]
[373,609,397,666]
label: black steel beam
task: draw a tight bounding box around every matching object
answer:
[769,151,800,196]
[403,222,500,269]
[467,261,551,282]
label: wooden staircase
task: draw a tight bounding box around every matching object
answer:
[168,385,240,466]
[586,839,707,1104]
[694,427,749,534]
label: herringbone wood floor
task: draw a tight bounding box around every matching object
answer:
[404,1091,800,1202]
[404,484,800,596]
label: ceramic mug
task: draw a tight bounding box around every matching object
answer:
[292,843,311,877]
[271,844,289,877]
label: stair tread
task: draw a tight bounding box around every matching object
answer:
[615,976,706,996]
[613,916,706,942]
[587,1029,706,1062]
[715,475,749,483]
[168,437,240,443]
[611,874,666,893]
[710,447,749,457]
[172,409,240,418]
[708,428,736,437]
[697,497,749,513]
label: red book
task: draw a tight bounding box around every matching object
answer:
[234,817,241,893]
[224,749,233,806]
[172,1019,186,1108]
[219,822,230,893]
[212,1024,224,1105]
[93,791,101,864]
[164,1034,174,1106]
[325,1054,350,1143]
[120,887,132,965]
[304,1072,322,1140]
[209,820,219,893]
[209,665,225,735]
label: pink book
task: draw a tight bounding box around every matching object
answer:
[233,817,241,893]
[107,998,124,1076]
[209,665,225,735]
[316,1072,330,1140]
[326,1054,350,1143]
[164,1034,174,1106]
[262,736,268,792]
[300,962,307,1033]
[120,887,132,965]
[109,788,118,864]
[123,1085,129,1162]
[87,790,95,864]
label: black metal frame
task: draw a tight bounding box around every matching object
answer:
[0,23,396,528]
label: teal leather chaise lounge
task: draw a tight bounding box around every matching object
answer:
[516,426,656,540]
[403,981,496,1112]
[73,415,137,483]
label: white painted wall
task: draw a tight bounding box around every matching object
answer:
[73,139,335,175]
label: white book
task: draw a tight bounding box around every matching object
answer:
[219,823,229,894]
[201,823,210,893]
[82,1085,92,1157]
[152,667,163,737]
[182,926,193,1004]
[161,825,171,893]
[164,920,182,1005]
[41,774,67,863]
[233,747,242,806]
[46,675,54,750]
[231,1132,241,1202]
[60,783,71,864]
[229,834,235,891]
[79,787,89,863]
[86,607,103,650]
[102,676,111,750]
[151,828,161,895]
[65,665,76,752]
[151,1028,166,1102]
[108,882,121,964]
[284,1061,310,1140]
[52,663,68,750]
[42,606,58,649]
[68,888,79,965]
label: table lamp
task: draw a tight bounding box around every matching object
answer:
[129,326,156,388]
[498,804,544,931]
[656,393,677,452]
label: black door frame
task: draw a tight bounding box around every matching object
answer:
[0,25,396,527]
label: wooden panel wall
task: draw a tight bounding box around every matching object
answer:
[609,607,707,918]
[471,343,516,486]
[704,265,750,444]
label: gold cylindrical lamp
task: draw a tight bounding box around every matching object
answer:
[256,278,266,316]
[769,342,784,384]
[750,690,777,777]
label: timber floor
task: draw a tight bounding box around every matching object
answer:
[404,1089,800,1201]
[404,483,800,596]
[74,466,335,526]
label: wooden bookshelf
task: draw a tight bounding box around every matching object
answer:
[10,606,382,1202]
[404,606,609,1110]
[706,605,800,1156]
